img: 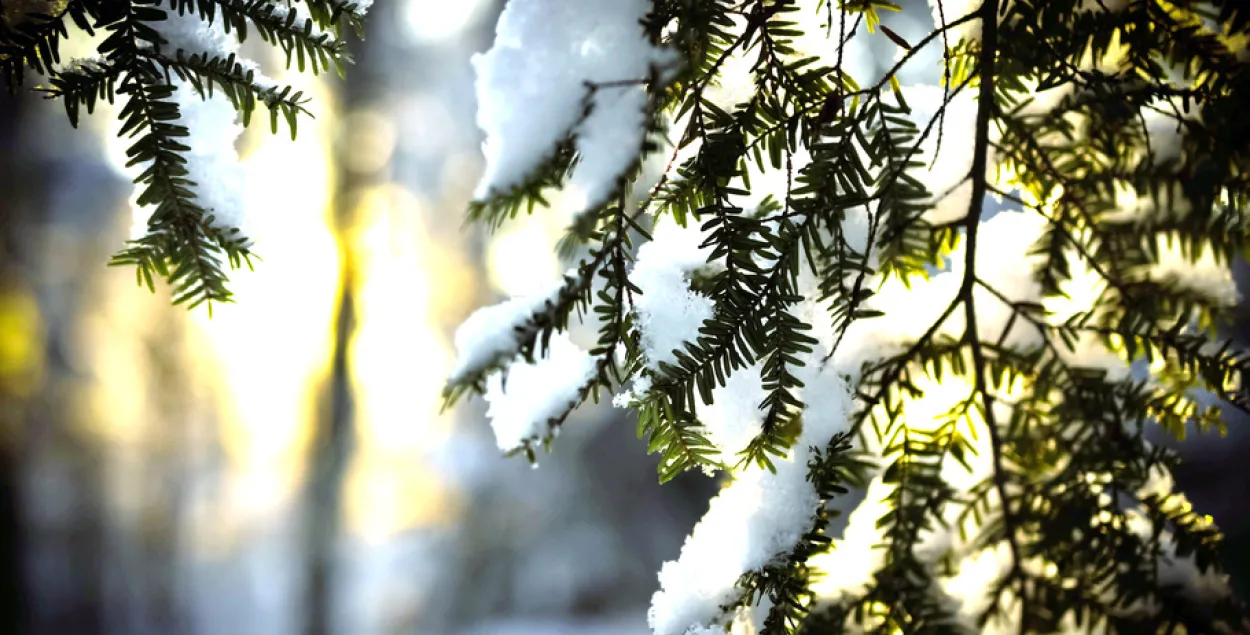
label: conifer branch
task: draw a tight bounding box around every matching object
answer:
[172,0,355,75]
[450,0,1250,631]
[956,0,1030,629]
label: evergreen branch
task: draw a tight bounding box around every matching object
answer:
[289,0,369,36]
[443,225,618,396]
[455,201,646,463]
[637,391,724,483]
[146,49,311,137]
[112,76,246,310]
[741,8,981,154]
[443,0,1250,631]
[975,273,1250,431]
[168,0,354,75]
[650,197,806,420]
[471,65,674,230]
[748,147,807,473]
[38,56,121,126]
[0,0,92,88]
[820,74,974,364]
[854,296,962,433]
[466,144,576,230]
[840,389,976,633]
[104,0,249,312]
[823,72,980,409]
[5,0,366,312]
[733,432,859,634]
[985,182,1248,422]
[448,72,674,410]
[955,0,1030,629]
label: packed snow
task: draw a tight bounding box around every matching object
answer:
[696,363,769,464]
[629,218,720,371]
[648,355,854,635]
[484,333,597,453]
[472,0,676,209]
[449,280,563,383]
[132,11,251,239]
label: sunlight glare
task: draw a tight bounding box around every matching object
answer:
[487,222,562,296]
[402,0,489,44]
[188,78,341,473]
[346,183,474,538]
[350,184,456,451]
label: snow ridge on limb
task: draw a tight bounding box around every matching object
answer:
[648,354,855,635]
[471,0,677,214]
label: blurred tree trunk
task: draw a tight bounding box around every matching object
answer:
[0,92,30,635]
[300,239,356,635]
[4,95,111,635]
[0,83,110,635]
[300,30,377,635]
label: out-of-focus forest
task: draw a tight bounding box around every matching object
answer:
[0,1,1245,633]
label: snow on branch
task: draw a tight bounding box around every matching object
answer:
[452,0,1250,632]
[485,333,598,454]
[29,0,371,309]
[471,0,676,211]
[449,281,565,385]
[649,355,854,635]
[142,10,251,238]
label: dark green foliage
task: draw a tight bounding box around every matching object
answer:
[449,0,1250,633]
[1,0,364,311]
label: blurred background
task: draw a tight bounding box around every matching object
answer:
[0,1,1245,634]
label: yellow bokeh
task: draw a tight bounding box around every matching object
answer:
[0,285,43,398]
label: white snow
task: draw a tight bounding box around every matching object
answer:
[1140,105,1186,165]
[631,217,721,371]
[790,0,874,79]
[1124,501,1233,606]
[729,146,812,217]
[939,541,1016,629]
[131,11,250,240]
[806,476,894,601]
[697,362,768,463]
[1015,76,1075,117]
[171,79,248,233]
[648,352,853,635]
[812,208,1048,380]
[1080,0,1130,12]
[701,20,756,111]
[570,85,652,209]
[472,0,676,208]
[927,0,985,43]
[700,0,876,111]
[967,210,1049,351]
[1107,180,1192,223]
[484,333,598,452]
[1149,236,1239,306]
[449,281,563,383]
